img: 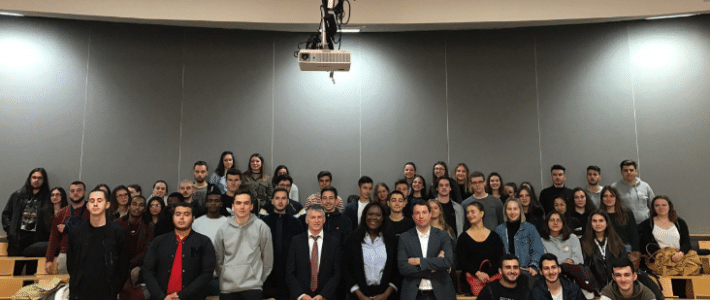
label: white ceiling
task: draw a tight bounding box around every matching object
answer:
[1,0,710,31]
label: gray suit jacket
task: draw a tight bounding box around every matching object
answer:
[397,226,455,300]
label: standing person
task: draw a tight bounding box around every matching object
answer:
[387,191,414,236]
[262,188,306,300]
[585,166,603,208]
[485,172,508,203]
[403,162,417,187]
[192,189,230,243]
[600,186,640,252]
[116,195,154,299]
[221,168,243,214]
[305,171,344,213]
[428,161,463,204]
[109,185,131,221]
[397,200,456,300]
[477,255,529,300]
[457,202,504,296]
[344,202,399,300]
[147,180,168,205]
[432,177,464,237]
[503,183,518,201]
[191,161,214,208]
[143,202,216,300]
[208,151,235,194]
[262,175,303,215]
[179,179,206,218]
[39,187,68,242]
[611,160,655,224]
[599,258,656,300]
[580,211,628,292]
[344,176,374,230]
[454,163,473,200]
[67,189,129,300]
[374,182,390,206]
[462,172,504,231]
[495,199,545,277]
[145,197,164,226]
[45,181,89,275]
[128,184,142,199]
[286,204,342,300]
[243,153,274,213]
[530,254,586,300]
[318,186,352,248]
[405,175,429,217]
[214,189,273,299]
[569,188,596,237]
[539,165,574,214]
[3,168,49,275]
[274,165,300,204]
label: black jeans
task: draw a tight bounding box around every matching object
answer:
[220,289,263,300]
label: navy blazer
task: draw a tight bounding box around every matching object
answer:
[397,226,455,300]
[286,231,342,300]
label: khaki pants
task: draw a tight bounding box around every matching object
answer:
[56,253,68,274]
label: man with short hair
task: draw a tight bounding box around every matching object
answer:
[180,179,206,217]
[611,160,655,224]
[477,254,528,300]
[214,189,273,299]
[143,202,216,300]
[116,195,154,297]
[286,204,342,300]
[308,186,351,248]
[433,177,463,237]
[398,200,455,300]
[530,253,586,300]
[343,176,374,230]
[462,171,504,231]
[3,168,49,275]
[221,168,242,214]
[260,175,303,216]
[305,171,344,212]
[600,257,656,300]
[585,166,603,207]
[67,188,130,300]
[192,161,215,208]
[395,179,413,217]
[539,165,574,213]
[262,187,306,300]
[45,181,89,274]
[193,189,229,243]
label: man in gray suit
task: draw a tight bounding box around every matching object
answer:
[397,200,455,300]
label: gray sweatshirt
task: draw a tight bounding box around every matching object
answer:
[611,178,655,224]
[541,234,584,264]
[214,213,273,293]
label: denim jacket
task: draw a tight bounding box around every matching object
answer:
[495,221,545,269]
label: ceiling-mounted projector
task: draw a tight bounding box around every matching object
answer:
[298,49,351,72]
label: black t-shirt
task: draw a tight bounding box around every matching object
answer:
[478,280,528,300]
[79,224,112,300]
[440,200,457,236]
[390,217,415,236]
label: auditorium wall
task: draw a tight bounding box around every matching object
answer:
[1,15,708,233]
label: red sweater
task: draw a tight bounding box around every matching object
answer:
[45,204,90,262]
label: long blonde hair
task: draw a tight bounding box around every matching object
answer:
[427,199,454,239]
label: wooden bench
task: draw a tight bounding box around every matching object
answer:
[0,257,50,276]
[0,274,69,299]
[656,275,710,299]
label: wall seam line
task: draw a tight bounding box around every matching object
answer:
[271,36,276,169]
[79,29,91,181]
[626,25,641,172]
[534,34,544,189]
[444,34,450,165]
[177,30,186,183]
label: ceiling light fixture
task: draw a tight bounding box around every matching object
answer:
[645,13,697,20]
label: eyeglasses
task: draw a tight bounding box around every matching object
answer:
[117,193,129,198]
[434,167,445,171]
[150,204,161,208]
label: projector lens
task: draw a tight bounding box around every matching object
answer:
[300,53,310,61]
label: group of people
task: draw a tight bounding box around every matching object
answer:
[1,152,686,300]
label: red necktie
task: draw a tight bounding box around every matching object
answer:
[167,235,185,295]
[310,235,319,292]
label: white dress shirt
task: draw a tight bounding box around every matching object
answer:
[417,226,433,290]
[350,234,398,293]
[357,200,368,224]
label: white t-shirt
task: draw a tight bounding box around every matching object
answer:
[192,215,229,244]
[551,288,563,300]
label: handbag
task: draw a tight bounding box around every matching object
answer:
[12,277,65,300]
[560,263,597,293]
[646,247,701,276]
[465,260,502,296]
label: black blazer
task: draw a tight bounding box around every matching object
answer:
[343,232,401,298]
[286,231,342,300]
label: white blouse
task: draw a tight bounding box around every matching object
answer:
[653,224,680,249]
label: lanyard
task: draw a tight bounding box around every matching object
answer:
[595,238,607,259]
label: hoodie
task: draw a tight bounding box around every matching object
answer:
[600,281,656,300]
[611,178,655,224]
[214,213,274,293]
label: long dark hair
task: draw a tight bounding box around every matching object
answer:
[485,172,508,201]
[43,187,68,233]
[541,211,572,240]
[431,161,449,183]
[21,168,50,198]
[600,186,629,225]
[581,210,626,258]
[144,196,165,224]
[215,151,235,177]
[408,175,428,201]
[650,195,679,223]
[272,165,290,185]
[109,185,132,220]
[352,202,394,244]
[243,153,267,180]
[570,187,596,216]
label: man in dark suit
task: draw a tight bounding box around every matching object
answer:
[397,200,455,300]
[286,204,342,300]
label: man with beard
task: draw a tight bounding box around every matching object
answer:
[398,200,455,300]
[260,175,303,216]
[45,181,89,274]
[143,202,216,300]
[192,161,215,208]
[262,187,305,300]
[478,254,529,300]
[116,195,155,297]
[2,168,50,275]
[67,189,130,300]
[530,254,586,300]
[179,179,205,218]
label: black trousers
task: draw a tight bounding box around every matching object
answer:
[220,289,263,300]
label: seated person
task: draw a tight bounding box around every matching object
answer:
[495,199,545,277]
[540,211,583,265]
[477,254,529,300]
[600,186,639,253]
[530,253,586,300]
[580,210,627,293]
[638,195,691,259]
[599,258,656,300]
[457,202,504,295]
